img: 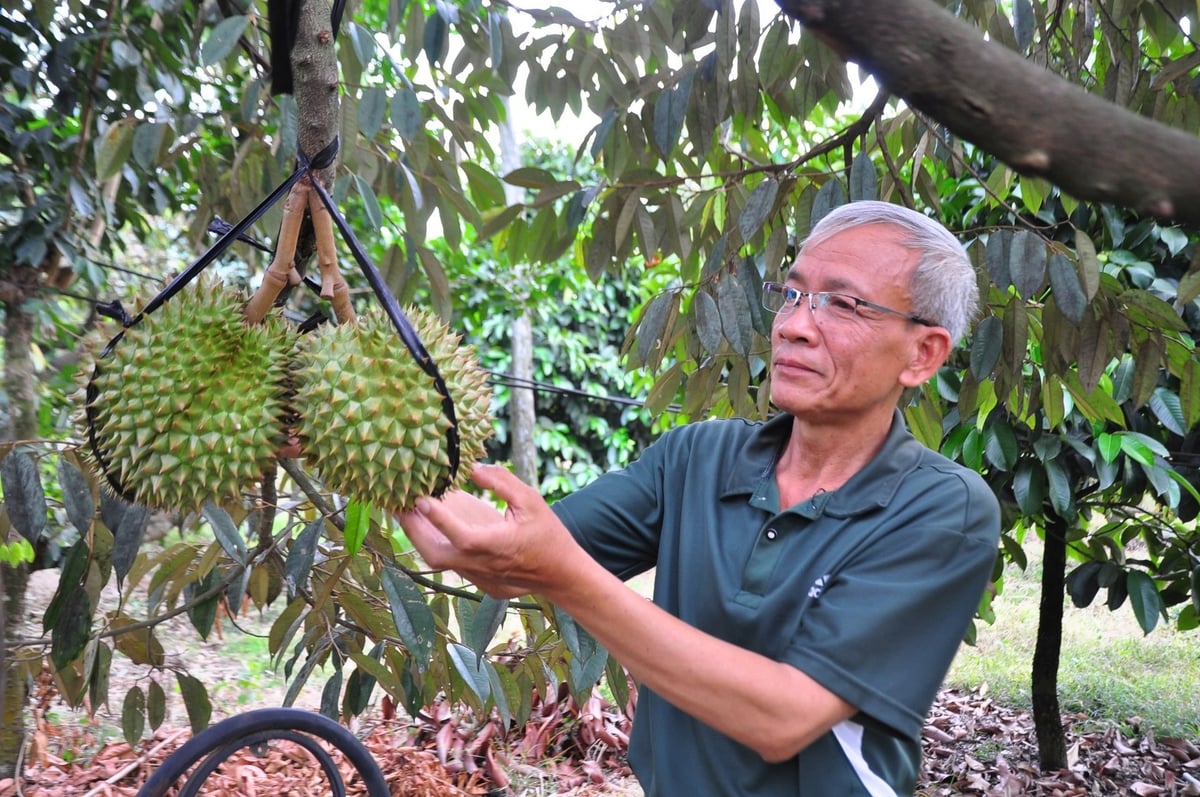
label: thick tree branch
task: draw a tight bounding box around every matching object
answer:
[776,0,1200,228]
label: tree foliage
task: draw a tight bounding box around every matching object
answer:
[3,0,1200,778]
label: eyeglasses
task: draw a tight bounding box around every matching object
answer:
[761,282,936,326]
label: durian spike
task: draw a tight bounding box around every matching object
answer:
[245,180,309,325]
[308,186,356,324]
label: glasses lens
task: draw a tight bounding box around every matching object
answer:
[762,284,787,313]
[819,293,860,322]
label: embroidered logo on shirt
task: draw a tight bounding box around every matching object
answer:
[808,574,831,600]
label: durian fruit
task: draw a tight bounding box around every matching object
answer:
[292,308,493,512]
[78,277,294,510]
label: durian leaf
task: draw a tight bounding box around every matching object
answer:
[51,587,91,669]
[57,456,95,535]
[554,607,609,703]
[88,641,112,713]
[147,679,166,731]
[44,539,88,633]
[177,673,212,734]
[605,653,630,714]
[1,450,47,543]
[381,566,436,670]
[121,686,146,748]
[185,567,221,640]
[343,642,384,717]
[468,595,508,657]
[285,518,323,600]
[447,641,492,705]
[203,501,247,565]
[111,614,166,666]
[344,501,371,556]
[320,668,343,721]
[105,494,149,587]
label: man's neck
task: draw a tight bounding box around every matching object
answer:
[775,409,895,508]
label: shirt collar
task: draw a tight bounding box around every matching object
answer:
[721,408,926,516]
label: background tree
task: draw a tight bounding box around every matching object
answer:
[3,0,1200,781]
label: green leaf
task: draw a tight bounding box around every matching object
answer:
[810,180,845,227]
[147,679,166,731]
[381,566,436,670]
[1097,432,1122,464]
[1115,431,1169,467]
[354,173,386,228]
[985,231,1012,288]
[448,642,492,704]
[357,87,387,139]
[57,456,94,535]
[423,9,447,65]
[132,122,167,170]
[343,501,371,556]
[1148,388,1185,436]
[1044,458,1074,520]
[738,178,779,243]
[285,519,323,600]
[717,274,753,358]
[1013,0,1035,50]
[503,166,556,189]
[122,686,146,748]
[652,69,695,160]
[88,641,112,712]
[468,595,507,656]
[177,673,212,734]
[347,21,377,67]
[848,152,878,201]
[1009,231,1046,300]
[320,668,343,721]
[107,495,149,586]
[1,450,46,543]
[694,290,722,356]
[983,422,1018,471]
[185,567,221,641]
[1074,230,1100,300]
[391,88,423,140]
[202,501,247,565]
[51,588,91,669]
[635,291,677,367]
[201,15,248,66]
[1066,561,1102,608]
[736,255,769,337]
[969,316,1003,381]
[1126,570,1162,634]
[1188,565,1200,617]
[1048,253,1088,325]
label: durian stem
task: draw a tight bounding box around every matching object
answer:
[257,464,278,550]
[245,182,309,325]
[307,187,356,324]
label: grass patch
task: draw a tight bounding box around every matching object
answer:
[946,538,1200,739]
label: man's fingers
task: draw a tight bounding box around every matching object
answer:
[470,463,543,509]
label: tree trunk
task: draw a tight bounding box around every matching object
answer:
[1031,515,1069,771]
[1,287,38,779]
[499,99,538,486]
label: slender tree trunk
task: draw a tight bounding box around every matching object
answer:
[1,289,38,779]
[499,99,537,486]
[1032,515,1069,770]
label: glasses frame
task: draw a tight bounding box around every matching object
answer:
[761,281,936,327]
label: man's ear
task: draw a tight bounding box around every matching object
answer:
[899,327,953,388]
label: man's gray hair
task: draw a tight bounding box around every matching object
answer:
[803,200,979,344]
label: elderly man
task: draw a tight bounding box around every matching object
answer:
[398,200,1001,796]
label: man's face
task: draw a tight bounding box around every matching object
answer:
[769,223,932,426]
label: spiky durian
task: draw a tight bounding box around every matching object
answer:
[78,277,294,510]
[292,308,493,512]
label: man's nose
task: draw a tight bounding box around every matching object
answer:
[774,298,819,338]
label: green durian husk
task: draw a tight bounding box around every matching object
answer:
[77,277,294,510]
[292,308,493,512]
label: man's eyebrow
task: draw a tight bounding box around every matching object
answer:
[784,268,859,294]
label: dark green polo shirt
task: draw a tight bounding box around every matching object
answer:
[552,410,1000,796]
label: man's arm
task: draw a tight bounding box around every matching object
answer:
[397,464,856,762]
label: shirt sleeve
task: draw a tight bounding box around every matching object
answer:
[550,430,677,581]
[781,466,1001,739]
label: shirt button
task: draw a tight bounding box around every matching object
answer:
[765,528,778,541]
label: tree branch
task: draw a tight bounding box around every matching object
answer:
[776,0,1200,227]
